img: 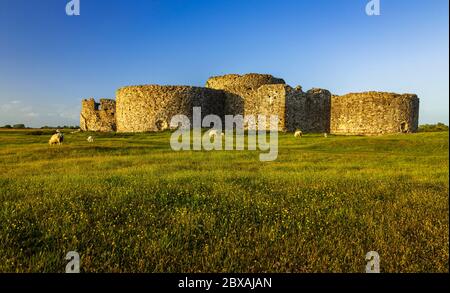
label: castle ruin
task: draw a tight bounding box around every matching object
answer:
[116,86,224,133]
[331,92,419,135]
[80,73,419,135]
[80,98,116,132]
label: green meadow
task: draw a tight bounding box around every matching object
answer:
[0,129,448,272]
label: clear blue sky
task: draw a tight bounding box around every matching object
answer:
[0,0,448,127]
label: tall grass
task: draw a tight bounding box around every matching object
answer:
[0,130,448,272]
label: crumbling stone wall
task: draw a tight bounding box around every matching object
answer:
[206,74,286,130]
[206,74,330,132]
[79,74,419,135]
[254,84,287,130]
[330,92,419,135]
[80,98,116,132]
[206,73,285,90]
[286,87,331,133]
[116,85,225,132]
[206,74,286,121]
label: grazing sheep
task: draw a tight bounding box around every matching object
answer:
[87,136,94,143]
[49,132,64,145]
[294,130,303,138]
[71,129,81,134]
[208,129,218,139]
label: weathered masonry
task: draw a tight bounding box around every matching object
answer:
[330,92,420,135]
[116,85,224,133]
[80,98,116,132]
[80,73,419,135]
[205,74,331,132]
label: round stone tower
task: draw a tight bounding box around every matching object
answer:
[115,85,225,133]
[205,73,286,118]
[330,92,420,135]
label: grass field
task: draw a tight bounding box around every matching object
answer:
[0,129,448,272]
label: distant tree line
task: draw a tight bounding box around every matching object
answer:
[1,124,79,129]
[2,123,448,132]
[1,124,26,129]
[418,123,449,132]
[40,125,79,129]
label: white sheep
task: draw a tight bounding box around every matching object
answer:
[294,130,303,138]
[208,129,218,139]
[49,132,64,145]
[87,136,94,143]
[324,133,328,138]
[71,129,81,134]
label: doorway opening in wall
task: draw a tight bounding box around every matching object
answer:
[400,122,409,133]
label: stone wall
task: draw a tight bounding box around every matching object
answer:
[80,98,116,132]
[286,88,331,133]
[79,74,420,135]
[206,74,287,130]
[116,85,225,132]
[206,73,286,120]
[206,74,331,132]
[330,92,419,135]
[206,73,285,90]
[254,84,287,130]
